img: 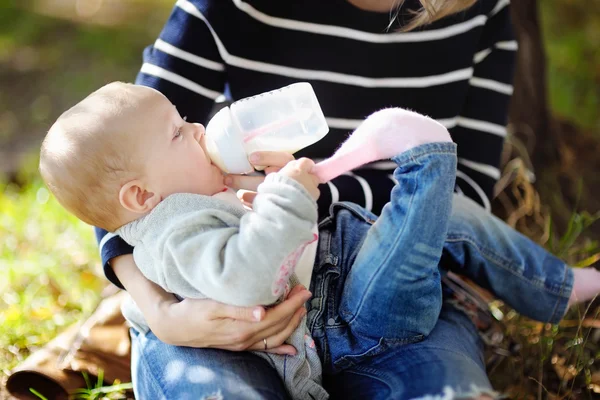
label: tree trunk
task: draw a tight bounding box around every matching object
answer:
[498,0,600,242]
[509,0,560,165]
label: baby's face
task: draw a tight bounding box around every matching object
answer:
[136,87,225,198]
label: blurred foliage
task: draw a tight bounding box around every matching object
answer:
[0,0,172,171]
[541,0,600,132]
[488,158,600,398]
[0,173,102,374]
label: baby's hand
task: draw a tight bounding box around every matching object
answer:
[279,158,320,200]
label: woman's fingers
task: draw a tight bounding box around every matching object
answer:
[206,286,310,351]
[225,175,265,191]
[242,286,310,344]
[247,288,310,337]
[261,344,299,355]
[237,190,257,208]
[247,306,307,355]
[263,166,283,175]
[249,151,294,169]
[224,151,294,190]
[212,302,266,322]
[260,286,311,327]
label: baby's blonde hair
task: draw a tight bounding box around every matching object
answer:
[395,0,478,31]
[40,82,143,232]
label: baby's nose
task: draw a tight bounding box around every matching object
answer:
[192,123,206,142]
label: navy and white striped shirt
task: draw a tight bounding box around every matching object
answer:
[97,0,516,287]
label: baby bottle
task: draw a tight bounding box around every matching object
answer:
[204,82,329,174]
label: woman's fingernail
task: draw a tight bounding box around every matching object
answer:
[224,176,232,186]
[253,308,262,321]
[249,153,260,163]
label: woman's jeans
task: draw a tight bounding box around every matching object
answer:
[130,144,573,399]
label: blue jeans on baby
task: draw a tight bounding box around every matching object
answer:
[309,142,457,374]
[130,143,573,399]
[310,142,573,376]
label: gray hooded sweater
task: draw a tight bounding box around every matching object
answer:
[116,173,328,400]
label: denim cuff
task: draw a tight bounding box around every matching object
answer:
[390,142,457,166]
[548,264,574,324]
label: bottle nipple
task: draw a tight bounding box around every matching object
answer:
[204,133,229,173]
[204,107,253,174]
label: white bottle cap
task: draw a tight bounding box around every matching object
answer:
[205,107,253,174]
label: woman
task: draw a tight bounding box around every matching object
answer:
[97,0,517,398]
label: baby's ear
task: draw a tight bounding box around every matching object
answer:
[119,180,160,214]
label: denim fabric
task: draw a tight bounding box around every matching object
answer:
[442,195,573,324]
[130,304,493,400]
[322,303,494,400]
[130,329,291,400]
[308,143,458,374]
[129,142,574,399]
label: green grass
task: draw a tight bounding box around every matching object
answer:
[0,176,103,376]
[71,371,133,400]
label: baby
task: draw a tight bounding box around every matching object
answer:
[40,82,600,400]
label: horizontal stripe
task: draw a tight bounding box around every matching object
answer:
[325,115,506,147]
[224,59,474,89]
[473,48,492,64]
[177,0,474,88]
[496,40,518,51]
[458,158,501,179]
[355,159,498,174]
[232,0,488,43]
[140,63,222,99]
[456,170,491,212]
[317,153,501,182]
[360,161,397,170]
[490,0,510,17]
[350,115,505,137]
[470,77,513,95]
[99,232,117,255]
[455,117,507,137]
[154,39,225,71]
[319,156,500,182]
[473,40,518,65]
[326,116,462,131]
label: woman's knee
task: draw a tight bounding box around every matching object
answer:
[131,330,289,399]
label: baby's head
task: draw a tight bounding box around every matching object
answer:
[40,82,225,232]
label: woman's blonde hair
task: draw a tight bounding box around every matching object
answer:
[392,0,478,31]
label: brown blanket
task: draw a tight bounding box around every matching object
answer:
[5,292,131,400]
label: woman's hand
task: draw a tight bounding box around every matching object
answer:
[158,285,311,354]
[224,151,294,191]
[112,254,311,355]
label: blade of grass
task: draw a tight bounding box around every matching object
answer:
[29,388,49,400]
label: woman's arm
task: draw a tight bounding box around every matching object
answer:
[112,254,310,354]
[94,228,132,289]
